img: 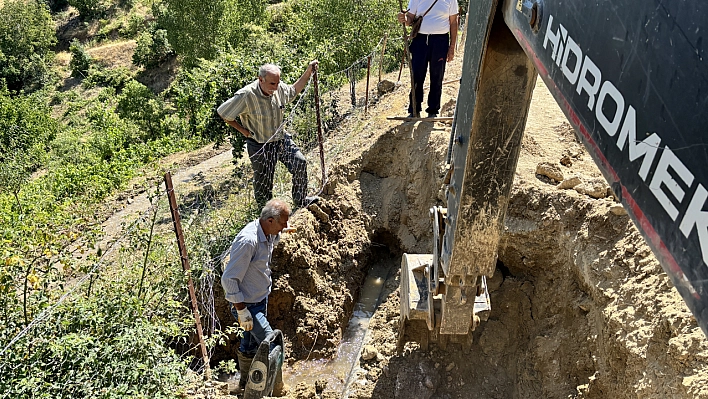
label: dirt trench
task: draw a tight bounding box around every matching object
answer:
[204,71,708,397]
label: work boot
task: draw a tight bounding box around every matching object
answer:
[230,351,254,395]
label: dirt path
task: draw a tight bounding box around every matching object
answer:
[97,144,233,252]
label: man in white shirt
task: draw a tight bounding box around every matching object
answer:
[398,0,459,117]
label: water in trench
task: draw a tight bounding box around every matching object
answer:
[282,251,397,396]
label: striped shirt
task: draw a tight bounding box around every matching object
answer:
[217,80,297,144]
[221,219,281,304]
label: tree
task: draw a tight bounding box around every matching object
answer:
[0,0,57,92]
[0,89,58,211]
[157,0,266,66]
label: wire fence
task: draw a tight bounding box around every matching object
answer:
[0,33,410,397]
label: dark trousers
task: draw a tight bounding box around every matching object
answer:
[408,33,450,115]
[246,134,308,207]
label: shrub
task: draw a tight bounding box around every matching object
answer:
[133,29,174,68]
[119,12,146,38]
[84,65,135,91]
[117,80,167,140]
[68,0,108,20]
[0,0,57,92]
[69,39,92,78]
[0,88,58,209]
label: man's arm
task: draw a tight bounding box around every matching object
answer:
[293,60,319,95]
[221,236,255,305]
[224,118,252,139]
[217,94,253,138]
[447,14,459,62]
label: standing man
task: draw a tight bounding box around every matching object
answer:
[398,0,459,118]
[218,61,320,208]
[221,199,291,395]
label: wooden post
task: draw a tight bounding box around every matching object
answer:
[164,172,211,380]
[312,66,327,187]
[365,55,371,113]
[379,33,388,83]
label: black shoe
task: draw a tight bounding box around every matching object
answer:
[427,112,438,118]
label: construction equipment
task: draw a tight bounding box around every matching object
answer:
[243,330,285,399]
[398,0,708,349]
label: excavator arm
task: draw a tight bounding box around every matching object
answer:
[399,0,708,350]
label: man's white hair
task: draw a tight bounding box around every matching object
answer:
[258,64,281,78]
[260,199,290,222]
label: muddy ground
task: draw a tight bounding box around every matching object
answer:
[176,50,708,398]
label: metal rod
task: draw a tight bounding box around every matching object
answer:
[398,0,418,117]
[379,33,388,83]
[164,172,211,380]
[313,65,327,187]
[397,48,405,82]
[365,55,371,113]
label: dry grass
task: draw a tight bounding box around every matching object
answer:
[86,40,138,69]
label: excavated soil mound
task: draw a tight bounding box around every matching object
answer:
[203,55,708,399]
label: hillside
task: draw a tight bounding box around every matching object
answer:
[1,1,706,398]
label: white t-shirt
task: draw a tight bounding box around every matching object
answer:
[408,0,459,35]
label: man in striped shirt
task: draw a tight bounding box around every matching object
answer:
[218,61,320,208]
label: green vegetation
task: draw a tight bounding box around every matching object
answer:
[0,0,57,92]
[0,0,405,396]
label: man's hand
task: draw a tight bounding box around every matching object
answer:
[447,47,455,62]
[397,11,408,25]
[237,307,254,331]
[295,60,320,94]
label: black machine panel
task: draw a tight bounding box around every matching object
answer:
[502,0,708,335]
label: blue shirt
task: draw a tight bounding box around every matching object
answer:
[221,219,280,304]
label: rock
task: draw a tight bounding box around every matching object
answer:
[574,178,609,199]
[560,155,573,166]
[315,378,327,394]
[395,360,439,399]
[487,270,504,292]
[377,80,397,96]
[558,176,582,190]
[127,197,134,204]
[536,162,564,182]
[610,204,627,215]
[445,362,455,372]
[361,345,378,361]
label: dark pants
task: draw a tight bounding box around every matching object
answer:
[408,33,450,115]
[230,298,273,356]
[246,134,308,207]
